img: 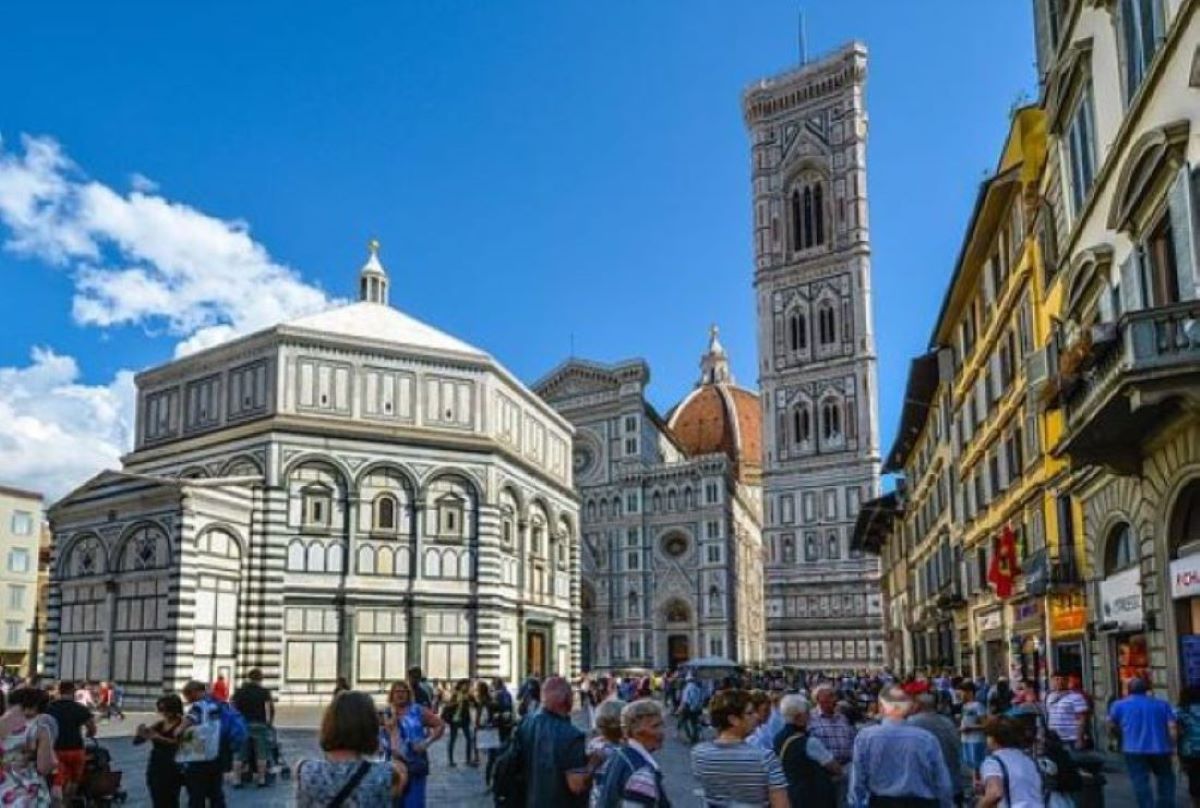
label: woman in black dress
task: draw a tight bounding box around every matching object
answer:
[134,694,185,807]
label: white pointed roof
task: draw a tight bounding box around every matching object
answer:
[283,301,487,358]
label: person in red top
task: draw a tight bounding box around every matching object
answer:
[211,675,230,702]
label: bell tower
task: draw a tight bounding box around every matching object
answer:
[743,42,883,670]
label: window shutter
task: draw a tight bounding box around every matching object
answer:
[1025,409,1040,460]
[1168,165,1199,301]
[990,353,1003,402]
[998,440,1010,490]
[1119,252,1144,313]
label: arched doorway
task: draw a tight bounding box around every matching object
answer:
[662,598,692,670]
[1168,479,1200,691]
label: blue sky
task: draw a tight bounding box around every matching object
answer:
[0,1,1036,497]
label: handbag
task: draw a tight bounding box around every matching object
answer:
[328,760,371,808]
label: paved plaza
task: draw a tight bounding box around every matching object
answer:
[89,703,1181,807]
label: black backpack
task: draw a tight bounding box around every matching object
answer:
[490,723,527,807]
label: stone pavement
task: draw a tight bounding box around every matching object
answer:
[91,705,1178,806]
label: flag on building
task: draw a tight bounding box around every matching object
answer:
[987,525,1020,599]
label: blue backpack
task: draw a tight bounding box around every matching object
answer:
[217,701,249,755]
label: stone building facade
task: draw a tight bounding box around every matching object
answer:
[743,43,885,668]
[535,330,766,671]
[47,246,580,705]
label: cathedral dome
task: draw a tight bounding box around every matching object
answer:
[666,326,762,483]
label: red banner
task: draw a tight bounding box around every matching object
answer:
[987,525,1020,599]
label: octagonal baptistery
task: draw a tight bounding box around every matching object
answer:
[47,244,580,705]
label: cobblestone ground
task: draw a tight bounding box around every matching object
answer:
[93,706,1175,806]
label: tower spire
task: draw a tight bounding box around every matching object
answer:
[699,323,733,385]
[359,238,389,305]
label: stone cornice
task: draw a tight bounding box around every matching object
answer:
[742,42,867,126]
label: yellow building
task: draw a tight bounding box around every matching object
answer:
[1032,0,1200,702]
[0,484,44,674]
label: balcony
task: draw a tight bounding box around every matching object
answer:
[1024,548,1083,596]
[1052,301,1200,474]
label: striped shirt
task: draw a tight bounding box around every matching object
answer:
[691,739,787,806]
[1045,691,1088,743]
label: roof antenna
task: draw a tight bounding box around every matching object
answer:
[798,7,808,65]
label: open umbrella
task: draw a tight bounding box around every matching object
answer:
[678,656,741,680]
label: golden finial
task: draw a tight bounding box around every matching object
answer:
[368,238,381,257]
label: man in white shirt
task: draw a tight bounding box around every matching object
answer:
[1045,674,1090,748]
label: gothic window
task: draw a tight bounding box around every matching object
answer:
[531,520,544,556]
[707,585,723,617]
[788,310,808,352]
[667,489,677,511]
[628,590,639,619]
[791,189,803,251]
[652,491,662,513]
[792,404,811,445]
[792,179,827,251]
[683,487,695,509]
[818,302,837,345]
[821,400,842,442]
[783,534,796,564]
[827,531,841,560]
[374,494,398,532]
[586,500,596,521]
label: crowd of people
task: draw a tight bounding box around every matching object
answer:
[5,665,1200,806]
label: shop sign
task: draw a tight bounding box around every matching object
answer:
[1013,598,1043,626]
[1049,592,1086,636]
[1025,549,1050,596]
[976,609,1002,634]
[1099,567,1144,630]
[1169,555,1200,600]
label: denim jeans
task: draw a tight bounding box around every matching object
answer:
[1123,753,1176,808]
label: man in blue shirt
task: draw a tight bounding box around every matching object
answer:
[518,676,591,807]
[848,685,953,808]
[1108,677,1178,808]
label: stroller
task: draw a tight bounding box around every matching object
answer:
[76,738,127,806]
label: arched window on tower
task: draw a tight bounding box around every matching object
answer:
[813,183,825,246]
[374,494,398,532]
[791,189,803,251]
[818,302,837,345]
[789,311,807,352]
[822,400,842,442]
[803,186,815,249]
[792,404,811,445]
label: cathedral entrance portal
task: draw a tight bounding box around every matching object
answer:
[668,635,690,669]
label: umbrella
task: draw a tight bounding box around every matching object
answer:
[678,656,741,680]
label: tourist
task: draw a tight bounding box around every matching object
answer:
[211,674,230,702]
[677,674,704,745]
[445,678,476,767]
[847,685,954,808]
[977,716,1046,808]
[180,680,228,807]
[959,681,987,775]
[231,668,275,787]
[134,694,186,808]
[593,699,668,807]
[48,679,97,805]
[296,691,407,806]
[1046,674,1089,751]
[773,694,840,808]
[484,677,515,787]
[691,689,789,807]
[587,698,628,805]
[517,675,592,807]
[0,687,56,807]
[810,683,857,767]
[471,680,491,769]
[908,692,964,803]
[1108,677,1178,808]
[406,667,434,708]
[1177,685,1200,806]
[379,679,446,807]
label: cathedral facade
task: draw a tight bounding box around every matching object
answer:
[46,247,579,705]
[535,331,765,672]
[743,43,885,668]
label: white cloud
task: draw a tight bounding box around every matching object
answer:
[0,133,340,499]
[0,135,333,347]
[0,348,136,500]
